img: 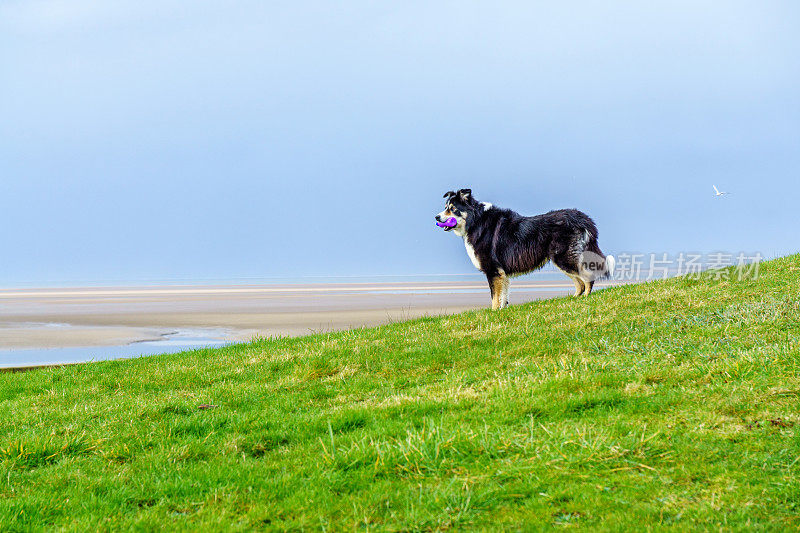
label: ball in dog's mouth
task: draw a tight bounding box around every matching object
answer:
[436,217,458,230]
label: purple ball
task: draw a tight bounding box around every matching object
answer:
[436,217,458,228]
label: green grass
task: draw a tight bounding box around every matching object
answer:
[2,256,799,531]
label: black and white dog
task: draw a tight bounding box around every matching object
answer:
[435,189,614,310]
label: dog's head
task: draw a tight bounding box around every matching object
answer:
[435,188,478,236]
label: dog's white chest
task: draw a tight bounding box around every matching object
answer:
[464,239,482,271]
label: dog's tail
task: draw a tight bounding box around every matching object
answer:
[604,254,616,280]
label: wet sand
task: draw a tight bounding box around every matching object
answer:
[0,279,598,350]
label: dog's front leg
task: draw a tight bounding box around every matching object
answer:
[487,274,499,310]
[487,272,507,310]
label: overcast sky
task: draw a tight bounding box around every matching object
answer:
[1,1,798,285]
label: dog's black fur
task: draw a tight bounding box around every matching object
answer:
[435,189,614,309]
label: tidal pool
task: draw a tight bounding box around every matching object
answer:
[0,328,231,370]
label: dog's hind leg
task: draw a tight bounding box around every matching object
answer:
[581,278,595,296]
[570,275,586,297]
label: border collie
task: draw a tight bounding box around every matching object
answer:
[435,189,615,310]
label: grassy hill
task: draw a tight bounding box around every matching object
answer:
[2,256,799,531]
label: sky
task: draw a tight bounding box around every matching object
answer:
[1,1,798,285]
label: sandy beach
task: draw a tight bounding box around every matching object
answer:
[0,278,608,350]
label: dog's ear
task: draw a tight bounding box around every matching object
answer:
[443,190,456,199]
[458,189,472,201]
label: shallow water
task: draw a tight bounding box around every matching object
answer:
[0,328,231,369]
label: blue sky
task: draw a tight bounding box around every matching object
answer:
[1,1,798,285]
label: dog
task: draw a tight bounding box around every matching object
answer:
[435,189,615,310]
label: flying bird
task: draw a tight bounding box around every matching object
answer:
[713,185,729,197]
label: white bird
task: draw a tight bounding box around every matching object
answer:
[713,185,729,197]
